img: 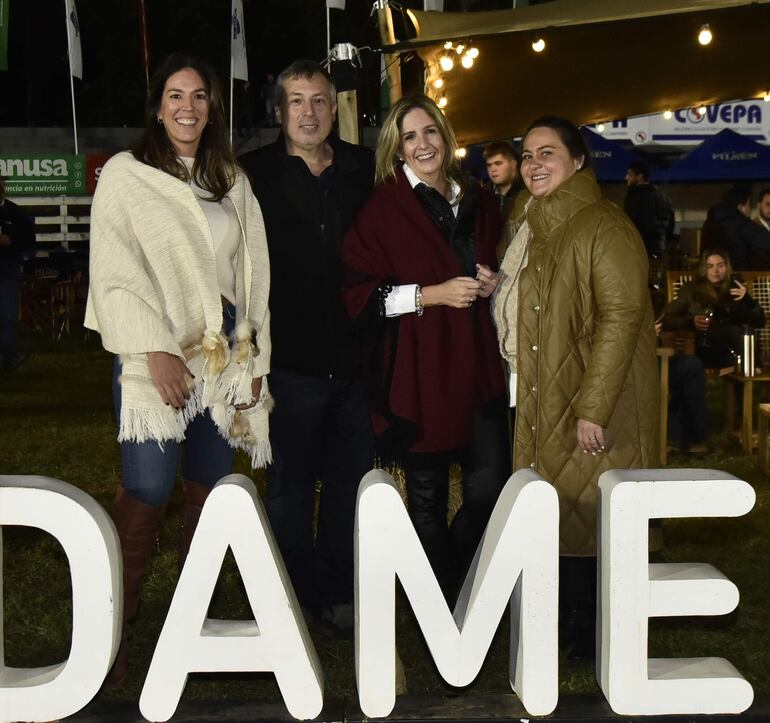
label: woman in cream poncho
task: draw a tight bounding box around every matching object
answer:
[85,53,271,685]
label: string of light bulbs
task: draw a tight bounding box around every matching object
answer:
[428,21,768,150]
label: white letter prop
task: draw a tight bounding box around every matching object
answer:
[597,468,755,716]
[139,474,323,722]
[355,467,558,719]
[0,475,121,723]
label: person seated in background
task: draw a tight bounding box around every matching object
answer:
[655,318,709,455]
[661,248,765,369]
[701,185,770,269]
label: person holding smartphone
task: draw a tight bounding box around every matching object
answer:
[661,248,765,368]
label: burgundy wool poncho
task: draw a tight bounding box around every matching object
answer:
[342,167,507,458]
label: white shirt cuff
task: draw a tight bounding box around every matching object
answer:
[384,284,419,317]
[509,370,517,407]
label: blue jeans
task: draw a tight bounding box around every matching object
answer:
[112,359,235,506]
[113,307,236,506]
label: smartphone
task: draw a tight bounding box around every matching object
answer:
[731,274,744,287]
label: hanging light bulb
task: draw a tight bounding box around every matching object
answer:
[663,109,673,120]
[439,53,454,72]
[455,147,467,159]
[468,47,479,59]
[697,24,713,46]
[764,91,770,103]
[698,105,707,116]
[433,77,444,90]
[455,43,465,54]
[443,41,453,50]
[532,37,546,53]
[438,95,448,108]
[461,53,474,69]
[596,123,605,133]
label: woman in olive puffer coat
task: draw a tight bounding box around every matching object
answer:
[492,116,659,660]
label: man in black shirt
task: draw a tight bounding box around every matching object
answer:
[624,160,674,257]
[0,175,35,371]
[701,185,770,269]
[482,141,521,221]
[240,61,375,633]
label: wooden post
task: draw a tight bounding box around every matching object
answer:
[376,0,402,106]
[337,89,359,145]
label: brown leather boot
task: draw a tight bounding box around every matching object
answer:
[105,488,166,688]
[179,479,212,569]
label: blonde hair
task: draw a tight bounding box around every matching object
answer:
[375,95,462,188]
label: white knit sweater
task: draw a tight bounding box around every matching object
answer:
[85,151,272,467]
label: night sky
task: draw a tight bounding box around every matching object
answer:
[0,0,381,127]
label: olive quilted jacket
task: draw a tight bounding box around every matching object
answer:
[513,169,659,556]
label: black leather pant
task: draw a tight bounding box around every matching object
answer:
[404,407,511,604]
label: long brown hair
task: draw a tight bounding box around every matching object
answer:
[694,248,734,307]
[133,53,237,201]
[375,95,463,191]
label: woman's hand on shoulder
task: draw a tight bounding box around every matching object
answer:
[147,351,194,410]
[475,264,499,298]
[422,277,483,309]
[577,418,606,455]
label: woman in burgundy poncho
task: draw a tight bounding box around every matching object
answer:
[342,95,510,603]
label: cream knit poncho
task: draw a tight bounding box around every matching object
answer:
[85,152,273,467]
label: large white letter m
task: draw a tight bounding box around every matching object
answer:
[355,468,559,719]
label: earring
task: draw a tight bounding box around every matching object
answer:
[157,117,163,125]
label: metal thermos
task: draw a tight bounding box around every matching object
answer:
[741,332,755,377]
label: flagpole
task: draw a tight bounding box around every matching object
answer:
[64,0,79,154]
[326,6,331,58]
[137,0,150,95]
[230,54,234,146]
[229,0,234,146]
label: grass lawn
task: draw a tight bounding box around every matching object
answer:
[1,329,769,706]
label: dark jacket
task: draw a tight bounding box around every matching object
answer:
[240,134,375,378]
[342,169,506,458]
[701,202,770,270]
[661,278,765,367]
[623,183,674,256]
[0,198,35,281]
[484,178,523,223]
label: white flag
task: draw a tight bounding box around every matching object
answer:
[231,0,248,81]
[327,0,345,9]
[65,0,82,79]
